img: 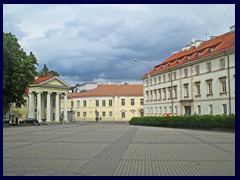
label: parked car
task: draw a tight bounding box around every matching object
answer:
[23,118,40,125]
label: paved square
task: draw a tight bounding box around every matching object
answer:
[3,123,235,176]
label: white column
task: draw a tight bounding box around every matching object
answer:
[55,93,60,122]
[46,92,52,122]
[41,93,45,120]
[28,93,35,118]
[64,93,68,122]
[37,91,42,123]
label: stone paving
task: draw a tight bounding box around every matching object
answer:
[3,122,235,176]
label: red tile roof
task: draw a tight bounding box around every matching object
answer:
[68,84,143,98]
[144,31,235,77]
[32,76,55,84]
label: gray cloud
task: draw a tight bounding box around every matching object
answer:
[3,4,235,85]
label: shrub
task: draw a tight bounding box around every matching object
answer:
[129,114,235,129]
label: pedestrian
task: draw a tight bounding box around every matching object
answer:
[15,117,19,126]
[95,117,98,123]
[99,117,102,123]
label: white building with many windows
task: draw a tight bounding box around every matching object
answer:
[143,26,235,116]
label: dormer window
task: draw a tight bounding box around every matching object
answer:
[209,47,215,52]
[186,55,191,60]
[162,64,165,68]
[177,58,182,63]
[169,62,172,66]
[197,51,202,56]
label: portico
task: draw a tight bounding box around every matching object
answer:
[27,76,70,123]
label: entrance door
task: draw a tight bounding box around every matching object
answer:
[184,106,191,115]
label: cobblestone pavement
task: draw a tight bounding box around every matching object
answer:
[3,122,235,176]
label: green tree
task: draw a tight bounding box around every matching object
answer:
[3,32,38,114]
[38,64,59,77]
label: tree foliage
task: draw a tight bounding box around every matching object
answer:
[38,64,59,77]
[3,32,38,114]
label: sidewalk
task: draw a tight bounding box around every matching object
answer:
[3,122,235,176]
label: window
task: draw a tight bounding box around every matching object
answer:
[96,100,99,107]
[222,104,227,114]
[163,88,166,100]
[175,106,178,114]
[195,65,200,75]
[169,106,172,114]
[195,82,201,96]
[109,100,113,106]
[154,77,157,84]
[121,112,125,118]
[168,88,172,99]
[77,100,80,107]
[159,107,162,114]
[168,73,171,81]
[77,112,80,117]
[140,99,144,105]
[206,80,213,95]
[164,107,166,114]
[219,58,225,69]
[197,51,202,56]
[173,86,177,98]
[184,68,188,77]
[158,76,161,83]
[83,112,87,117]
[155,107,157,114]
[197,105,201,114]
[186,55,191,60]
[109,111,112,117]
[220,78,227,93]
[209,105,213,114]
[163,75,166,82]
[131,99,135,106]
[71,101,74,108]
[121,99,125,106]
[184,84,189,98]
[102,111,106,117]
[158,89,162,100]
[102,100,106,106]
[83,100,87,107]
[173,71,177,80]
[206,62,212,72]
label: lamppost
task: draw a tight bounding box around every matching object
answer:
[131,59,152,116]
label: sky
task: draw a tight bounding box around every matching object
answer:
[3,4,235,85]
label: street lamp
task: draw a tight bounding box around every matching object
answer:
[131,59,152,115]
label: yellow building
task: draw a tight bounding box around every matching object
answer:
[7,76,71,123]
[64,84,144,122]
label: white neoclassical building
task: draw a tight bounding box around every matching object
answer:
[143,26,235,116]
[26,76,71,123]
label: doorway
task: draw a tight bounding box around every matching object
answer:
[184,106,191,115]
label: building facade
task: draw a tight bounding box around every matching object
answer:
[64,84,144,121]
[7,76,71,123]
[143,26,235,116]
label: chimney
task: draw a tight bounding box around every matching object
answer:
[230,25,235,32]
[211,36,217,39]
[194,40,203,48]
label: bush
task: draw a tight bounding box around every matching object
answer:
[129,114,235,129]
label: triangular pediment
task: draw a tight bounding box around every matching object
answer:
[46,79,65,86]
[31,76,70,88]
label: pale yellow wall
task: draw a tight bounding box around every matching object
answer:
[62,96,144,122]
